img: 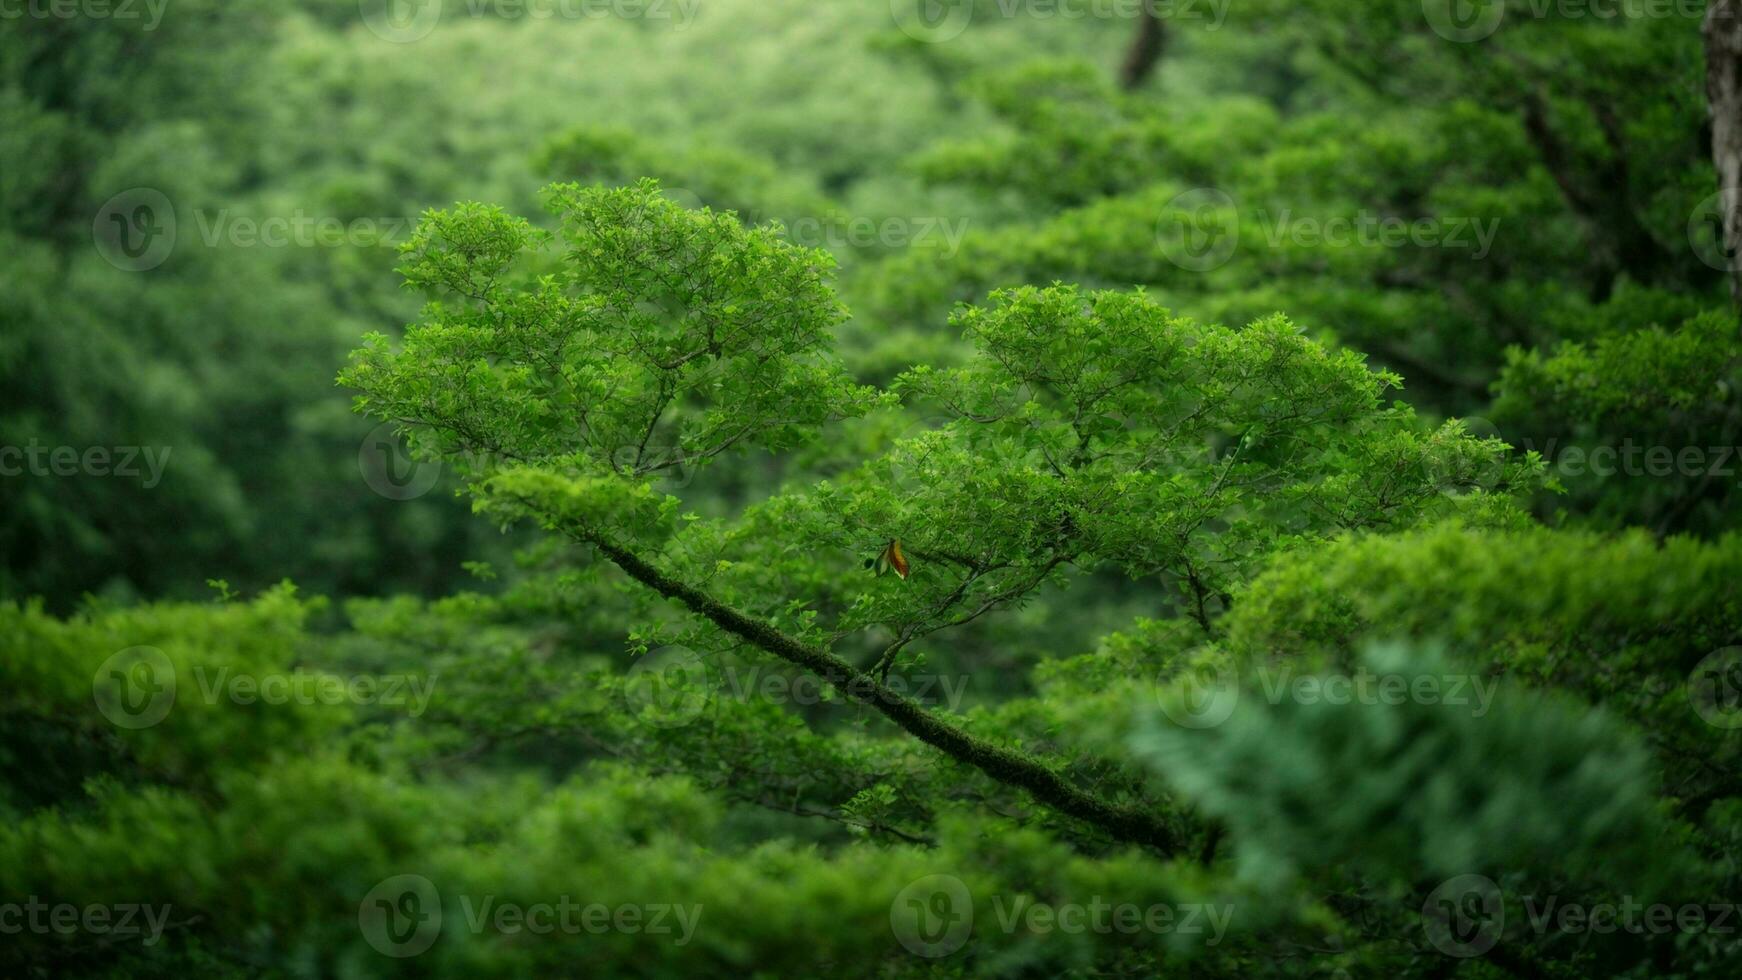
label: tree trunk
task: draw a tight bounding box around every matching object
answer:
[1118,4,1168,91]
[1706,0,1742,306]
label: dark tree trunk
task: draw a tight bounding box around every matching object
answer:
[1118,4,1168,91]
[1706,0,1742,306]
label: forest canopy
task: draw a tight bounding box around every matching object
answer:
[3,1,1741,977]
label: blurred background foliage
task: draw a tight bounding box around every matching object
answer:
[3,0,1740,976]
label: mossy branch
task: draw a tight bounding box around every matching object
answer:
[544,511,1181,856]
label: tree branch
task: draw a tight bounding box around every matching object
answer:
[559,518,1181,855]
[1118,2,1169,91]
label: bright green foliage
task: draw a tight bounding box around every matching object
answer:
[342,182,878,481]
[811,285,1540,642]
[349,188,1536,651]
[7,3,1742,978]
[861,10,1727,435]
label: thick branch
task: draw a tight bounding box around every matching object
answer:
[571,524,1180,855]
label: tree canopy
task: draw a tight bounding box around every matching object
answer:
[3,2,1740,977]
